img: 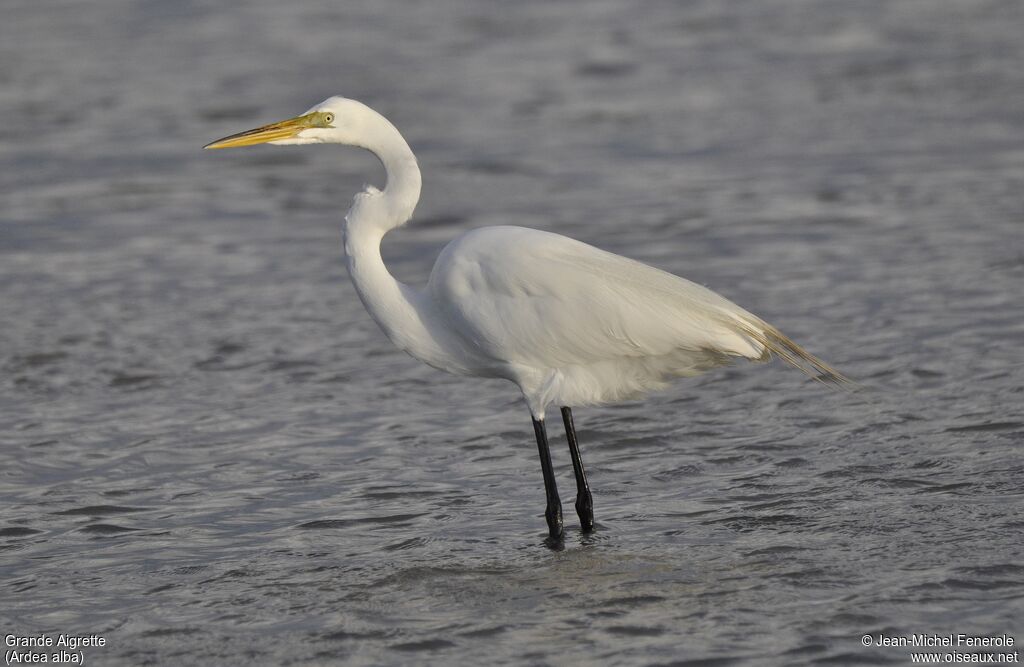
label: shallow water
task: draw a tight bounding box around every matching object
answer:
[1,0,1022,665]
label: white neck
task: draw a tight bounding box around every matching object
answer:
[340,112,469,373]
[351,112,422,231]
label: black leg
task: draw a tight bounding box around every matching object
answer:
[532,417,563,539]
[561,407,594,532]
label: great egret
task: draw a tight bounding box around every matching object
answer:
[206,96,849,539]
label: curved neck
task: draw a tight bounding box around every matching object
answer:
[349,114,422,233]
[341,114,470,373]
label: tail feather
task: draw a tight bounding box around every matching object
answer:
[738,321,854,388]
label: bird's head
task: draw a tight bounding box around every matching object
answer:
[204,96,374,149]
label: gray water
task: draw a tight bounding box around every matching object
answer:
[2,1,1022,665]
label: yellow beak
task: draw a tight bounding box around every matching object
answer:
[204,112,322,149]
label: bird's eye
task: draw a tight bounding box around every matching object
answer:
[323,113,335,125]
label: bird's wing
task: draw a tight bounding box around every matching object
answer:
[426,226,773,371]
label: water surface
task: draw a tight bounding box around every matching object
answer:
[1,1,1022,664]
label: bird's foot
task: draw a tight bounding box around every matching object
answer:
[575,493,594,533]
[545,502,563,539]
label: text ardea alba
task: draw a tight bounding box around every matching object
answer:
[206,97,848,539]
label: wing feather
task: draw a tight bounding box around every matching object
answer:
[427,227,772,372]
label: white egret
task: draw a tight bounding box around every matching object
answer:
[206,97,849,539]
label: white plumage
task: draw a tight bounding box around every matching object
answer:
[428,225,769,414]
[206,96,848,538]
